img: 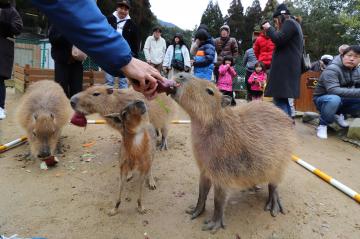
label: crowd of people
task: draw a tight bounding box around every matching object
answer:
[1,0,359,141]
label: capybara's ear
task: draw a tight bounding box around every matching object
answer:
[106,88,114,95]
[104,113,122,124]
[221,95,232,108]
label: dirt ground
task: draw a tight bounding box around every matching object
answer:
[0,88,359,239]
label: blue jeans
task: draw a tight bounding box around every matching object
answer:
[105,72,128,89]
[313,95,360,125]
[273,98,291,117]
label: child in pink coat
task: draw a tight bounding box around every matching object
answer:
[248,61,267,101]
[217,56,237,105]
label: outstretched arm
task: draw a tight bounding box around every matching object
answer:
[32,0,163,98]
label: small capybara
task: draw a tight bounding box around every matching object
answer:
[169,73,296,232]
[17,80,71,162]
[70,86,174,150]
[105,100,156,215]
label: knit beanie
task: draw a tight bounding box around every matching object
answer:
[273,4,291,18]
[220,25,230,34]
[195,29,209,41]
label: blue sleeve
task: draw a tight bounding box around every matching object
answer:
[193,45,215,67]
[31,0,132,76]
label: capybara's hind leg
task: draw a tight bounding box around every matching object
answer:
[147,167,156,190]
[108,173,127,216]
[137,174,147,214]
[264,183,285,217]
[202,185,226,233]
[186,173,212,219]
[159,127,168,150]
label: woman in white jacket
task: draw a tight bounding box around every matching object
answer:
[163,33,191,79]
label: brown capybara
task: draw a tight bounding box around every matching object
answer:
[169,73,296,232]
[105,100,156,215]
[16,80,71,161]
[70,86,174,150]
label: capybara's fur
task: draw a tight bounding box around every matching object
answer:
[170,73,296,232]
[17,80,71,160]
[70,86,174,149]
[106,100,156,215]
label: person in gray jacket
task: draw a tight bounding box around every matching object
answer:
[243,43,257,101]
[313,45,360,139]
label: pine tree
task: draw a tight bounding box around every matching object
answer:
[226,0,246,51]
[200,0,224,38]
[262,0,278,20]
[243,0,262,49]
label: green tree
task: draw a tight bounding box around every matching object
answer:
[339,0,360,41]
[262,0,278,20]
[243,0,263,49]
[292,0,358,59]
[226,0,246,51]
[200,0,224,37]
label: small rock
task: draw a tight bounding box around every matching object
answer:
[142,220,149,226]
[25,169,31,173]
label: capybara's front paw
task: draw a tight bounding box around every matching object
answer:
[148,178,157,190]
[185,205,205,219]
[108,208,119,216]
[202,218,225,233]
[137,206,147,214]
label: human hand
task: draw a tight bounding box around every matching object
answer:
[262,22,271,30]
[121,58,163,99]
[190,59,195,66]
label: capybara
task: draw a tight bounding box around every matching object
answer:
[169,73,296,232]
[105,100,156,215]
[70,86,174,150]
[17,80,71,162]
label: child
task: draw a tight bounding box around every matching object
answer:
[248,61,267,101]
[217,56,237,106]
[192,28,215,81]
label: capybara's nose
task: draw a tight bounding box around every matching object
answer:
[135,100,146,113]
[38,151,51,159]
[70,95,78,109]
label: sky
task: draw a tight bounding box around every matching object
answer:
[150,0,278,30]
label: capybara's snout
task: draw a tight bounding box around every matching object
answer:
[134,100,146,114]
[37,145,51,159]
[70,94,79,110]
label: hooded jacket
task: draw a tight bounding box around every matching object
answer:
[313,55,360,98]
[253,32,275,68]
[193,38,215,80]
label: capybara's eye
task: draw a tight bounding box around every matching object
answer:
[206,88,214,96]
[92,92,101,96]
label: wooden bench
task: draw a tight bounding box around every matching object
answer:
[14,64,105,93]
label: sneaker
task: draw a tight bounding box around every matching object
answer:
[0,107,6,120]
[316,125,327,139]
[334,114,349,127]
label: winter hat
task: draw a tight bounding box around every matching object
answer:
[220,25,230,34]
[195,29,209,41]
[116,0,130,9]
[320,54,333,61]
[273,4,291,18]
[198,24,209,32]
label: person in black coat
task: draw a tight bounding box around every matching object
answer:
[0,0,22,119]
[49,24,83,98]
[262,4,304,117]
[105,0,139,88]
